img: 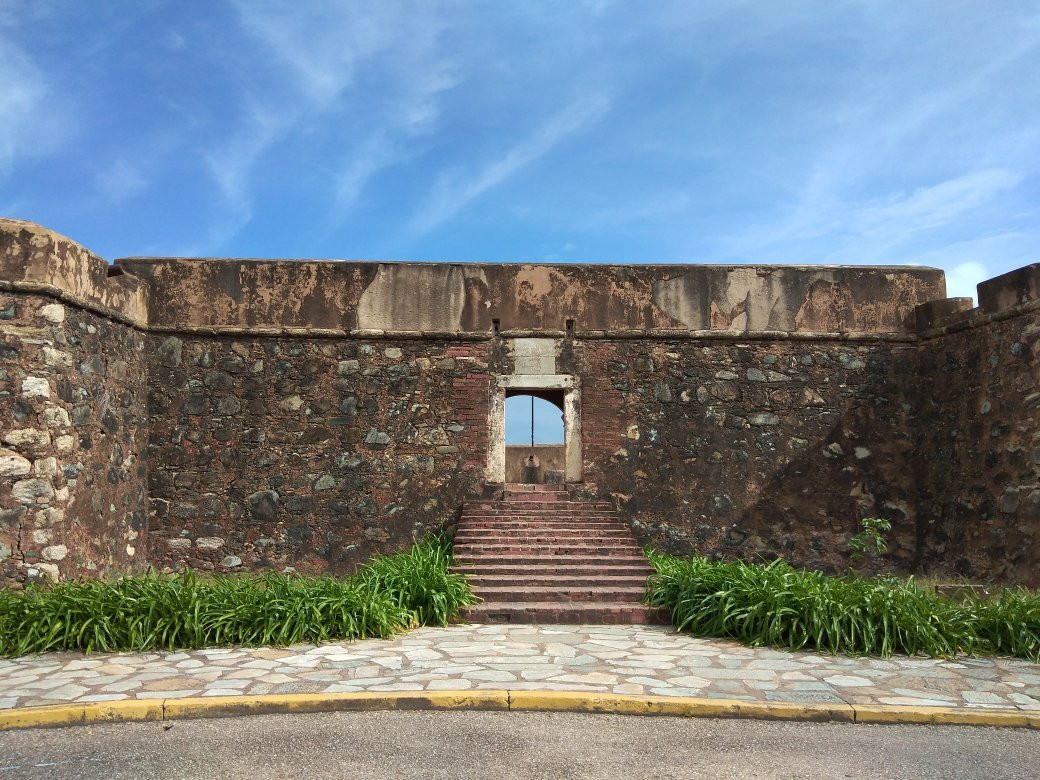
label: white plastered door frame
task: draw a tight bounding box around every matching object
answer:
[486,374,582,484]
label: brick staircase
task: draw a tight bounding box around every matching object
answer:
[452,483,664,624]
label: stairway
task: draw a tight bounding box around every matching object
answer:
[452,483,664,624]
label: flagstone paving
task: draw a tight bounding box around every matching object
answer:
[2,624,1040,712]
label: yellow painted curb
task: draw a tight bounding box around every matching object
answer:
[0,699,162,730]
[0,690,1037,731]
[507,690,856,723]
[162,690,510,720]
[852,704,1040,729]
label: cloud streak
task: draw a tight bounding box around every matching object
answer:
[409,93,612,236]
[202,1,459,246]
[0,25,64,179]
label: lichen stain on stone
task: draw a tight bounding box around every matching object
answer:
[515,266,554,307]
[794,279,855,332]
[654,267,796,331]
[460,274,492,331]
[240,263,324,328]
[511,266,592,326]
[357,264,488,332]
[602,271,679,330]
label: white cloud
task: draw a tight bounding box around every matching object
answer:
[719,166,1027,268]
[331,136,396,215]
[203,100,294,236]
[853,169,1023,241]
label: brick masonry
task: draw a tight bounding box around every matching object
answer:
[2,218,1039,587]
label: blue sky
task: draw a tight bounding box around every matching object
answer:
[2,0,1038,312]
[507,396,564,446]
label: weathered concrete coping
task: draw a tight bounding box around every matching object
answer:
[0,280,922,343]
[6,215,1038,341]
[4,217,949,335]
[0,279,145,329]
[979,263,1040,313]
[115,256,945,334]
[0,219,148,324]
[2,267,1029,346]
[914,297,975,331]
[917,296,1040,342]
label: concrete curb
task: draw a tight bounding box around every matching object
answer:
[1,690,1037,731]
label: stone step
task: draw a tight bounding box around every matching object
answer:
[453,553,649,566]
[504,483,568,493]
[455,490,649,625]
[454,530,634,542]
[455,535,637,545]
[460,514,620,521]
[502,493,571,503]
[454,543,642,556]
[471,585,647,602]
[454,563,652,577]
[466,502,614,511]
[459,522,622,530]
[457,522,619,528]
[461,602,669,625]
[457,525,631,534]
[461,513,615,520]
[458,527,626,535]
[466,573,651,587]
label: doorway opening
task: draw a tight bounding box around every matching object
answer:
[487,374,581,485]
[505,391,564,483]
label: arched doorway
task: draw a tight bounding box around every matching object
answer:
[505,391,564,483]
[486,374,582,484]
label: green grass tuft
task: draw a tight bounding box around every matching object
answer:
[646,551,1040,661]
[0,535,477,657]
[354,533,478,627]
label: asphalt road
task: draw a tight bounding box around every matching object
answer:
[1,711,1038,779]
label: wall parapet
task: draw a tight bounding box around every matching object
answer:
[913,264,1040,341]
[979,264,1040,313]
[116,257,944,335]
[3,218,949,337]
[0,219,148,327]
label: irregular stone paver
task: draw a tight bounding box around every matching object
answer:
[1,625,1039,712]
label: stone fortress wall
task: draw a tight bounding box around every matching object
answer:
[1,217,1037,587]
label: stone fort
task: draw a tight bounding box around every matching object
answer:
[2,217,1039,593]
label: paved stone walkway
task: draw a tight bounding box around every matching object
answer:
[2,625,1040,712]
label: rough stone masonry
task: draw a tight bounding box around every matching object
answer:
[1,217,1038,588]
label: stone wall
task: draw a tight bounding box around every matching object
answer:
[0,293,147,586]
[5,216,1040,587]
[144,334,493,574]
[913,278,1040,585]
[575,337,919,575]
